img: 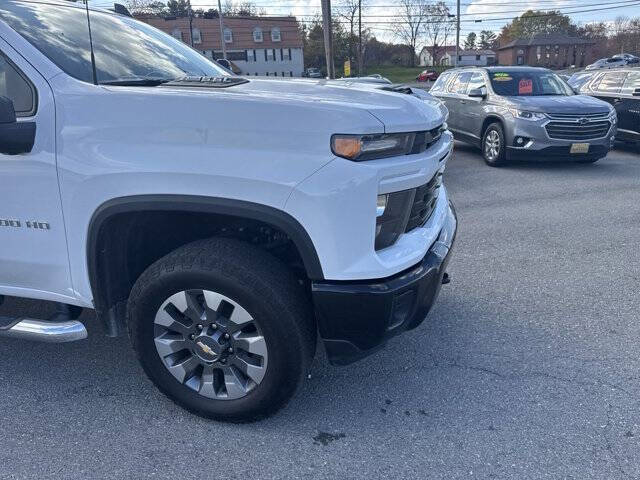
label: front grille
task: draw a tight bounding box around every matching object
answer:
[405,173,442,232]
[410,125,444,154]
[546,112,609,121]
[545,120,611,140]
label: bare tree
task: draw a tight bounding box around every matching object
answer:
[396,0,428,67]
[126,0,167,15]
[337,0,360,66]
[423,1,455,66]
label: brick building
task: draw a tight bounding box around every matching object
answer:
[497,34,596,68]
[137,15,304,77]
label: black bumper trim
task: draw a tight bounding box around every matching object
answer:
[312,201,457,366]
[506,144,611,161]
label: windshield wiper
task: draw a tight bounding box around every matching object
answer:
[99,78,173,86]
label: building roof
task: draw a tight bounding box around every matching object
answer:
[498,34,596,50]
[420,45,458,55]
[444,49,495,56]
[137,15,303,50]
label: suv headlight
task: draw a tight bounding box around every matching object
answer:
[608,106,618,124]
[507,108,546,121]
[331,133,415,161]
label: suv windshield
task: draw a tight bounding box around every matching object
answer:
[0,1,229,84]
[489,70,573,97]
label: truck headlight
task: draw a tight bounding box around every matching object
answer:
[375,190,414,250]
[507,108,546,121]
[332,133,415,161]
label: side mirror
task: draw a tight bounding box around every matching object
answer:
[468,86,487,98]
[0,96,36,155]
[0,95,17,124]
[633,88,640,97]
[216,59,232,71]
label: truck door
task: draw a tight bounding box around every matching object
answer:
[0,40,73,303]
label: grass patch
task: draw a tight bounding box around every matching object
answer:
[363,65,451,83]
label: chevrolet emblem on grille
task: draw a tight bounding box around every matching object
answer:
[578,118,589,125]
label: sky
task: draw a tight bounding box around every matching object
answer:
[91,0,640,43]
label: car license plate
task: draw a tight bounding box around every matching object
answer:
[570,143,590,154]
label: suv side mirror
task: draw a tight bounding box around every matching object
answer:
[216,59,232,71]
[468,86,487,98]
[0,96,36,155]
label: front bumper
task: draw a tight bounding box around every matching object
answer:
[312,201,457,365]
[504,118,616,161]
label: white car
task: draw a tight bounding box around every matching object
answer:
[0,1,455,422]
[586,57,628,70]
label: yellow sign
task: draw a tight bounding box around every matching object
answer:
[344,60,351,77]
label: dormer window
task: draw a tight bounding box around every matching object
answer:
[271,27,281,42]
[224,28,233,43]
[192,28,202,44]
[253,27,263,43]
[171,28,183,41]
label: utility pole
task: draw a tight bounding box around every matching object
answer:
[188,2,194,47]
[358,0,363,76]
[321,0,335,78]
[455,0,460,67]
[218,0,227,60]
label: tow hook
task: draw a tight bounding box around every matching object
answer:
[442,272,451,285]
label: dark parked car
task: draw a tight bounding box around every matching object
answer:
[429,66,617,166]
[577,69,640,147]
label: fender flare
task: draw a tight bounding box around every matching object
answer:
[87,195,325,333]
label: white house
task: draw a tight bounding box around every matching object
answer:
[419,45,457,66]
[440,49,496,66]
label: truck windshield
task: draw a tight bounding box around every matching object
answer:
[489,71,573,96]
[0,1,229,85]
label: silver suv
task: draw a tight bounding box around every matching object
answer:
[430,67,617,166]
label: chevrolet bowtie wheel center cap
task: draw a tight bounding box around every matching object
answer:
[153,289,269,400]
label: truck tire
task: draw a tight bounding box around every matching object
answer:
[127,237,316,422]
[482,123,507,167]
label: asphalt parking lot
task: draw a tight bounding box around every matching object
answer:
[1,143,639,480]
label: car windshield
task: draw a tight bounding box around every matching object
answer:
[489,71,573,96]
[0,1,229,84]
[568,73,594,88]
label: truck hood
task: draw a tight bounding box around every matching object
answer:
[506,94,611,114]
[159,78,445,133]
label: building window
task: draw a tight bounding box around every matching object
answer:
[271,27,281,42]
[266,49,275,61]
[282,48,291,61]
[246,49,254,62]
[171,29,183,41]
[517,55,524,65]
[253,28,263,43]
[224,28,233,44]
[192,28,202,44]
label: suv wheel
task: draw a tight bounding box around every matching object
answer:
[128,238,316,422]
[482,123,506,167]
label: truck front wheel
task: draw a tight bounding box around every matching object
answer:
[127,238,316,422]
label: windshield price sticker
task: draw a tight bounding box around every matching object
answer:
[493,73,513,81]
[519,78,533,95]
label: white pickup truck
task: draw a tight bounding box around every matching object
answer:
[0,0,456,422]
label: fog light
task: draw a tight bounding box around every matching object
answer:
[514,136,531,147]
